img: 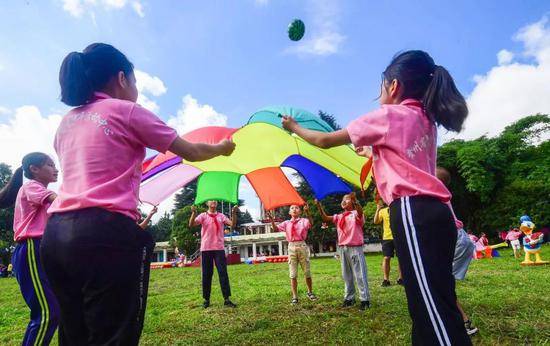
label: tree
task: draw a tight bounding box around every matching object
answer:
[170,205,202,256]
[318,110,341,130]
[148,212,173,242]
[0,163,15,265]
[438,114,549,239]
[172,179,198,213]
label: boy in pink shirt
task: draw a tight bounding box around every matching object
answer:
[268,204,318,305]
[0,153,60,345]
[41,43,235,345]
[283,50,471,344]
[316,193,371,310]
[189,201,238,308]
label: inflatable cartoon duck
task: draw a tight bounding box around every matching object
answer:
[520,220,548,266]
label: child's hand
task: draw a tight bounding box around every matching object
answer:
[355,146,372,158]
[303,204,309,212]
[219,139,236,156]
[148,206,158,217]
[232,205,239,214]
[281,116,298,132]
[191,205,197,213]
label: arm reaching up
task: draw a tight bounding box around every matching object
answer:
[189,205,198,228]
[314,199,333,223]
[303,203,313,225]
[138,206,158,230]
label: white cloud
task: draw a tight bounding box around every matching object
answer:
[167,94,228,134]
[0,106,62,190]
[497,49,514,65]
[0,106,10,116]
[132,1,144,18]
[455,16,550,140]
[285,0,345,57]
[134,69,167,113]
[61,0,145,18]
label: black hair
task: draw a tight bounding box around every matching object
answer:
[382,50,468,132]
[59,43,134,107]
[0,152,49,208]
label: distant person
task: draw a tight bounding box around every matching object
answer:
[373,200,403,287]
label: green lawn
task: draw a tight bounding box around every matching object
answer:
[1,247,549,345]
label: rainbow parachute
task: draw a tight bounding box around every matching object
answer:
[140,106,371,210]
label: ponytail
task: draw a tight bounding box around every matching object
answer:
[59,43,134,107]
[383,50,468,132]
[0,167,23,208]
[423,65,468,132]
[59,52,93,106]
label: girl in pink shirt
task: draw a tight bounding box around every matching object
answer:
[189,201,238,308]
[283,50,470,345]
[316,193,371,310]
[268,204,318,305]
[0,152,60,345]
[40,43,235,345]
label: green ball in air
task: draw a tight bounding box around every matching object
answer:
[288,19,305,41]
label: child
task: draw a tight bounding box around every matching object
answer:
[189,201,238,308]
[268,204,318,305]
[315,193,371,310]
[505,228,522,259]
[374,200,403,286]
[40,43,235,345]
[0,153,60,345]
[436,167,478,336]
[283,50,471,344]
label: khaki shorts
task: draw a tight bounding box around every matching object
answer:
[288,242,311,279]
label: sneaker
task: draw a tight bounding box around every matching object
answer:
[341,299,355,307]
[381,280,391,287]
[464,320,478,336]
[306,292,318,301]
[359,301,370,310]
[396,278,404,286]
[224,299,237,308]
[203,300,210,309]
[291,298,299,305]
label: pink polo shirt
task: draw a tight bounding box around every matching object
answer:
[347,99,451,205]
[505,230,522,241]
[48,92,178,220]
[195,212,231,251]
[13,181,54,241]
[277,218,311,242]
[332,210,364,246]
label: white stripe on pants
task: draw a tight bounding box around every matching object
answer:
[401,196,451,346]
[339,245,370,302]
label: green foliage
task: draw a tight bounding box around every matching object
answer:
[0,163,15,265]
[148,212,173,242]
[170,205,203,257]
[318,110,341,130]
[438,114,550,237]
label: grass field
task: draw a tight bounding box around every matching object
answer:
[1,246,549,345]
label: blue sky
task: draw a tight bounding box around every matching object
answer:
[1,1,549,219]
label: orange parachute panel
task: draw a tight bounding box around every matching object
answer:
[246,167,304,210]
